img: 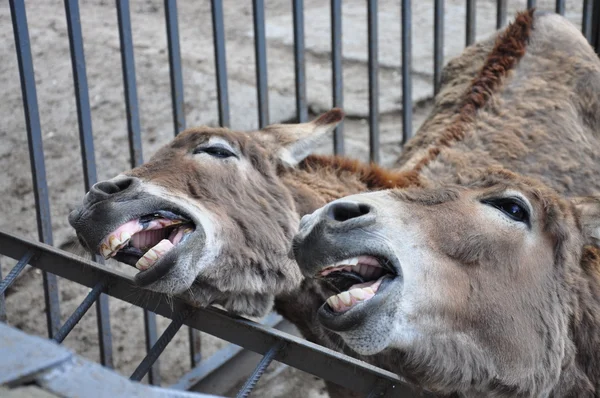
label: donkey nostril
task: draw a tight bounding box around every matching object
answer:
[85,177,138,205]
[327,202,372,222]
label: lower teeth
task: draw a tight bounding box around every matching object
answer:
[135,239,174,270]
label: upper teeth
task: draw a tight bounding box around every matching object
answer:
[319,256,383,279]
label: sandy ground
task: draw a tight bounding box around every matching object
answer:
[0,0,586,396]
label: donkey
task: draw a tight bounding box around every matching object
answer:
[68,107,415,397]
[291,9,600,397]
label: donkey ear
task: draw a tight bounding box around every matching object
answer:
[260,108,344,166]
[571,196,600,247]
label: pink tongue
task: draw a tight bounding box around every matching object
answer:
[102,219,141,247]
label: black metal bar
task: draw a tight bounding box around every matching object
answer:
[115,0,160,384]
[466,0,476,46]
[583,0,593,43]
[131,309,191,382]
[143,310,161,385]
[367,0,380,164]
[188,326,202,368]
[53,281,105,343]
[211,0,231,128]
[64,0,113,368]
[555,0,565,16]
[331,0,344,155]
[236,341,285,398]
[527,0,536,8]
[116,0,143,168]
[496,0,507,29]
[253,0,269,129]
[401,0,412,145]
[165,0,198,366]
[0,251,34,296]
[0,231,431,397]
[434,0,444,95]
[8,0,61,339]
[165,0,186,135]
[292,0,308,123]
[0,260,6,323]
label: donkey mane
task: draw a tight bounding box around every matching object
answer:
[300,155,421,189]
[412,8,535,173]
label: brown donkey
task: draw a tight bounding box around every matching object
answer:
[292,10,600,397]
[69,8,600,397]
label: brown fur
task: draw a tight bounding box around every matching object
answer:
[412,9,534,173]
[292,9,600,397]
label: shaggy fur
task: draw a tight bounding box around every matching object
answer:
[293,9,600,397]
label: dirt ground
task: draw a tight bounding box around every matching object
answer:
[0,0,585,396]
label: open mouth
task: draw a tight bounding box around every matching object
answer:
[99,210,195,271]
[319,255,396,314]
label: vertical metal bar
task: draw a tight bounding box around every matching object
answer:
[292,0,308,123]
[0,260,6,323]
[188,326,202,368]
[466,0,476,46]
[434,0,444,95]
[527,0,536,8]
[211,0,231,128]
[253,0,269,129]
[64,0,113,368]
[116,0,160,385]
[236,341,285,398]
[131,310,191,382]
[496,0,507,29]
[9,0,61,339]
[401,0,412,144]
[583,0,593,43]
[164,0,198,366]
[555,0,565,15]
[116,0,143,167]
[331,0,344,155]
[367,0,380,164]
[165,0,186,136]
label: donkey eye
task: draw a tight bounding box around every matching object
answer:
[193,146,236,159]
[483,198,530,225]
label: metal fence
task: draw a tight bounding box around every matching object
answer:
[1,1,599,397]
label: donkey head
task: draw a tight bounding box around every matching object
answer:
[292,168,600,395]
[69,109,343,316]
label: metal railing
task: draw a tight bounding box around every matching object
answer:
[2,1,599,397]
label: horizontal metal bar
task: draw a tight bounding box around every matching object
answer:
[331,0,344,155]
[53,281,106,343]
[10,0,61,339]
[211,0,231,127]
[236,341,285,398]
[367,0,380,164]
[0,230,428,397]
[292,0,308,123]
[164,0,186,136]
[0,251,34,295]
[131,309,191,382]
[253,0,269,128]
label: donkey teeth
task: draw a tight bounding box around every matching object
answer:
[349,288,366,300]
[338,291,352,306]
[135,239,175,271]
[326,295,341,311]
[100,244,112,259]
